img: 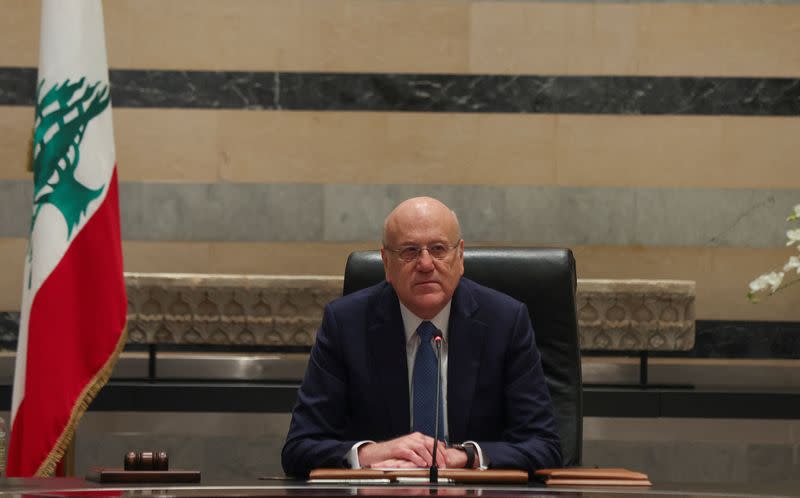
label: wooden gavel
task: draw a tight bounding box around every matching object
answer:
[124,451,169,471]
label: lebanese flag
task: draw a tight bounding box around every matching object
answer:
[8,0,127,477]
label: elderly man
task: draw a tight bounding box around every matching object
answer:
[282,197,561,478]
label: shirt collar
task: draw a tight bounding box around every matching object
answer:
[399,300,452,345]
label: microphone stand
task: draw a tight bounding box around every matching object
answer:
[430,332,444,484]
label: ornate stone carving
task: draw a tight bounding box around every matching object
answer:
[577,279,695,351]
[125,274,695,351]
[125,274,342,346]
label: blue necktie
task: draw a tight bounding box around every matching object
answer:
[412,321,444,439]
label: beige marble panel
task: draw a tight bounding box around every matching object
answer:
[471,3,800,77]
[567,4,641,75]
[114,108,221,182]
[207,241,377,276]
[0,107,35,180]
[218,111,557,185]
[0,238,26,310]
[555,115,800,189]
[123,241,377,278]
[555,115,722,188]
[720,117,800,188]
[469,2,572,76]
[122,241,214,275]
[129,110,800,187]
[470,3,641,76]
[103,0,469,73]
[637,4,800,78]
[3,1,799,77]
[8,109,800,188]
[0,107,222,182]
[0,0,39,66]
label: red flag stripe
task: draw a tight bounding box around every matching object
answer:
[8,168,126,477]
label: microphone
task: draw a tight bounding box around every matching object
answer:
[430,330,444,484]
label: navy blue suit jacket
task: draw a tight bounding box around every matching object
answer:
[281,277,562,478]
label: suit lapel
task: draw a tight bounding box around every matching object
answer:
[447,280,487,442]
[367,283,411,437]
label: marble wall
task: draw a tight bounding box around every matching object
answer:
[1,0,799,324]
[0,0,798,485]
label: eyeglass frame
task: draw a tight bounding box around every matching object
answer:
[383,239,463,263]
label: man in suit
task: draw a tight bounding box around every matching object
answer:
[282,197,561,478]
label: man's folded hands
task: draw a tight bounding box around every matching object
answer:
[358,432,466,468]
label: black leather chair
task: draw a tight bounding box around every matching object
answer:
[343,247,583,467]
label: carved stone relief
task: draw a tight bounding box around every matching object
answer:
[577,279,695,351]
[126,274,695,351]
[125,274,341,346]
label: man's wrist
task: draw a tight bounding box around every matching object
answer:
[348,440,375,468]
[451,443,476,469]
[462,441,488,469]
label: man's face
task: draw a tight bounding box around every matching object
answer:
[381,200,464,319]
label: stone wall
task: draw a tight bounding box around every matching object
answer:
[2,0,800,325]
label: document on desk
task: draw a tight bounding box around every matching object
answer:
[535,467,652,487]
[308,468,528,484]
[308,468,448,485]
[307,478,393,484]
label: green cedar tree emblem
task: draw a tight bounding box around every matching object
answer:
[31,77,110,237]
[27,77,110,285]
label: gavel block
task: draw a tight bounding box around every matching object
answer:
[85,450,200,483]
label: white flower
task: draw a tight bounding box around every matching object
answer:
[783,256,800,274]
[790,204,800,221]
[786,229,800,246]
[748,271,785,294]
[749,203,800,301]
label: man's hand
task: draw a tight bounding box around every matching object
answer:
[358,432,448,468]
[365,458,420,469]
[443,447,469,468]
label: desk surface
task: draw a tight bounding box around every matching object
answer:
[0,478,799,498]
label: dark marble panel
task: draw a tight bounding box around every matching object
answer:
[691,320,800,359]
[0,312,19,347]
[1,66,799,116]
[109,70,278,110]
[586,320,800,359]
[0,67,36,106]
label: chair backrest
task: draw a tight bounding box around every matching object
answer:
[343,247,583,467]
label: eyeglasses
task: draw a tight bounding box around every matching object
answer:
[384,240,461,262]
